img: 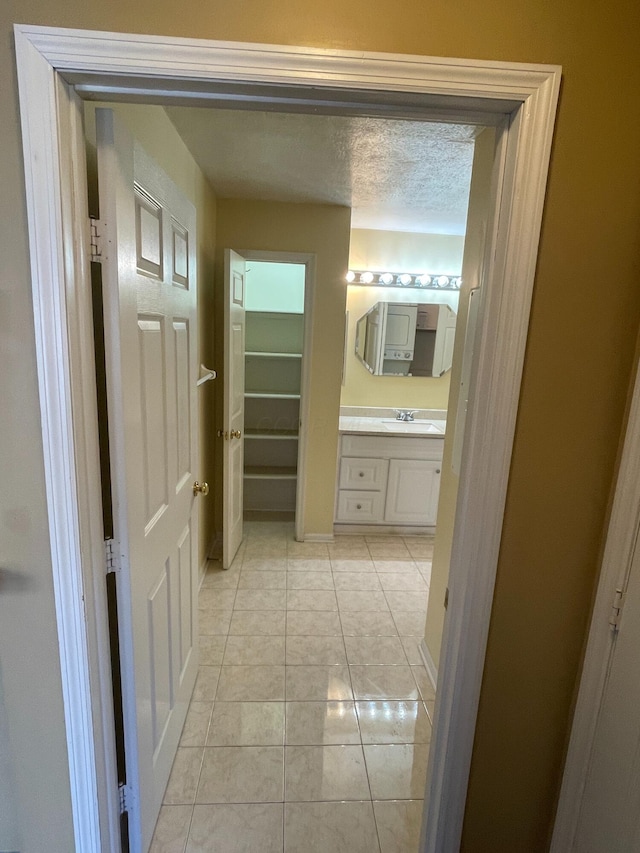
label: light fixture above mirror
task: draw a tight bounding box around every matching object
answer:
[346,269,462,289]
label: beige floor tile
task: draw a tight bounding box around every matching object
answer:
[327,544,372,559]
[356,701,432,744]
[339,611,398,637]
[229,610,286,636]
[233,589,287,610]
[286,610,342,636]
[284,745,370,801]
[199,609,232,636]
[238,570,287,589]
[286,571,335,590]
[199,587,237,610]
[150,804,192,853]
[284,801,380,853]
[286,542,329,558]
[416,561,433,584]
[243,542,288,558]
[411,666,436,702]
[333,572,382,591]
[285,635,347,665]
[180,702,213,746]
[364,535,405,543]
[241,556,288,571]
[373,800,424,853]
[285,665,353,701]
[207,702,284,746]
[373,560,418,573]
[196,746,284,803]
[187,803,283,853]
[198,635,226,665]
[390,611,426,637]
[216,665,285,701]
[350,666,420,701]
[367,543,412,559]
[163,747,203,804]
[364,743,429,800]
[286,589,338,611]
[223,635,286,666]
[331,558,375,573]
[286,558,332,572]
[285,701,360,745]
[201,565,240,589]
[378,572,428,592]
[384,591,428,611]
[192,666,221,701]
[337,590,389,612]
[344,636,407,665]
[400,637,423,665]
[406,544,435,560]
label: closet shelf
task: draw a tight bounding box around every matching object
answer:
[244,466,298,480]
[244,428,299,439]
[245,351,302,359]
[245,391,301,400]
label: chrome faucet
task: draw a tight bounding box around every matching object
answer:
[394,409,417,422]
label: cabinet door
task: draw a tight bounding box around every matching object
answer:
[384,459,441,525]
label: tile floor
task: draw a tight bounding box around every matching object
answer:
[150,522,435,853]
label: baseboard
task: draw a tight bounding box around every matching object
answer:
[301,533,334,542]
[419,638,438,691]
[334,523,436,536]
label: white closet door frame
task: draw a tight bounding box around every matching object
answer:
[14,25,560,853]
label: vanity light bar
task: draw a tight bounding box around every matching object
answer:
[345,270,462,289]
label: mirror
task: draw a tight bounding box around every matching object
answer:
[355,301,456,377]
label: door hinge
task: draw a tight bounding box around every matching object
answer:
[609,587,625,631]
[118,783,134,815]
[105,538,120,575]
[89,216,103,263]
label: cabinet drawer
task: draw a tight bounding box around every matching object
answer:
[336,490,385,523]
[339,457,388,491]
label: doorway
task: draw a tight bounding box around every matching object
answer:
[14,25,560,853]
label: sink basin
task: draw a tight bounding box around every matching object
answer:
[381,420,443,433]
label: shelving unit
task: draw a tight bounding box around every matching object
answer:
[244,311,304,518]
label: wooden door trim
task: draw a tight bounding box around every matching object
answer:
[14,24,561,853]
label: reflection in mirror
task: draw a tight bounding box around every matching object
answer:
[355,301,456,377]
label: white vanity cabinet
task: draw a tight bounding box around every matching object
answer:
[335,433,444,529]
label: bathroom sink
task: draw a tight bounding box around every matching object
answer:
[381,419,443,434]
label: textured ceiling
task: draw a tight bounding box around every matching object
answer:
[166,107,477,235]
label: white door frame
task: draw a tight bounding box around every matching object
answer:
[550,358,640,851]
[14,24,560,853]
[238,249,315,542]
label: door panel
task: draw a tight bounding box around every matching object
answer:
[97,108,199,853]
[223,250,246,568]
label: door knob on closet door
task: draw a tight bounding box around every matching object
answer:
[230,430,242,439]
[193,481,209,496]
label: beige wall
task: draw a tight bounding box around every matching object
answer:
[84,103,218,571]
[3,2,640,851]
[349,228,464,274]
[215,199,352,536]
[424,127,496,668]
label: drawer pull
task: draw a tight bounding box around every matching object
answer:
[357,504,362,509]
[436,469,441,474]
[359,471,364,477]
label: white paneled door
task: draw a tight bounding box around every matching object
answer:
[223,249,246,568]
[97,109,200,853]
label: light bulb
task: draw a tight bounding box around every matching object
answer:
[360,272,374,284]
[398,274,412,286]
[416,274,431,286]
[380,273,394,285]
[345,270,355,283]
[437,275,450,287]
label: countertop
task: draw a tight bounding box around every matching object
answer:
[338,415,446,437]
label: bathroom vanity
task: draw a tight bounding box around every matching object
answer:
[335,411,446,532]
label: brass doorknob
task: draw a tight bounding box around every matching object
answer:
[230,430,242,439]
[193,481,209,496]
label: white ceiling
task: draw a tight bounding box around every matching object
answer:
[166,107,477,235]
